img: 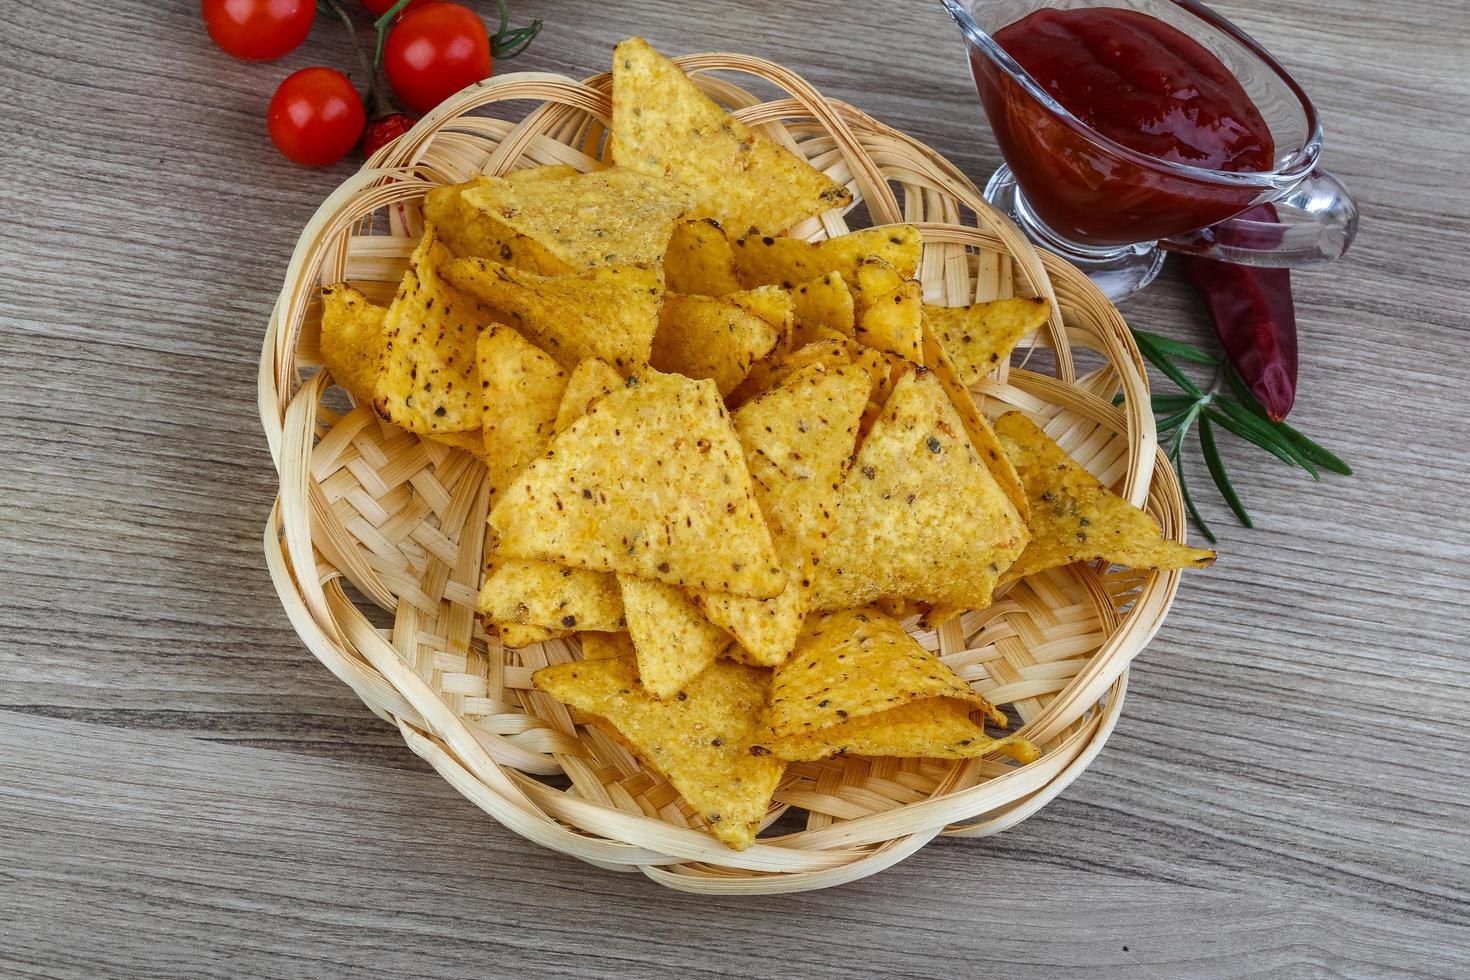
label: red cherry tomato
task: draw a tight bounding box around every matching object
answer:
[362,113,418,158]
[383,2,493,116]
[267,68,367,167]
[202,0,314,61]
[361,0,430,16]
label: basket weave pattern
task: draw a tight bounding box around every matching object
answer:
[259,54,1190,893]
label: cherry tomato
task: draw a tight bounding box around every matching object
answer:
[267,68,366,167]
[383,2,493,116]
[202,0,314,61]
[362,113,418,158]
[360,0,431,16]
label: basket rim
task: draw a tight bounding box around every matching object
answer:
[257,54,1191,892]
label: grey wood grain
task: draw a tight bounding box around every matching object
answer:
[1,0,1467,976]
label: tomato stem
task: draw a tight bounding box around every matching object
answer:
[319,0,395,117]
[488,0,542,59]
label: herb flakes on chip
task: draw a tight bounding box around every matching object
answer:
[533,656,785,850]
[994,411,1217,585]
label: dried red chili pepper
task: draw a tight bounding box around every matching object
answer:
[1180,204,1299,421]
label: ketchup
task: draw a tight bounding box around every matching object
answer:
[976,7,1276,246]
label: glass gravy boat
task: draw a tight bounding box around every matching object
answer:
[941,0,1358,300]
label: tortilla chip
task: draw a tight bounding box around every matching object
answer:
[726,337,853,407]
[763,607,1001,738]
[553,358,624,435]
[697,364,871,665]
[926,297,1049,386]
[489,371,786,597]
[580,631,636,660]
[855,279,923,363]
[497,622,567,648]
[791,272,854,343]
[610,37,851,237]
[476,323,568,494]
[533,656,784,849]
[319,284,385,404]
[422,178,567,275]
[921,324,1029,521]
[664,218,741,295]
[810,366,1028,611]
[917,604,963,631]
[478,558,625,631]
[651,294,781,396]
[441,257,661,372]
[505,163,582,183]
[765,697,1037,763]
[852,257,904,307]
[462,166,694,271]
[724,284,795,342]
[373,227,487,434]
[621,576,734,698]
[994,412,1217,584]
[732,225,922,289]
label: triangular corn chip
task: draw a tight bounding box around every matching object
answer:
[727,337,853,408]
[925,297,1049,386]
[490,371,786,597]
[791,272,854,343]
[610,37,851,237]
[580,631,636,661]
[724,284,795,344]
[698,364,870,665]
[651,293,781,396]
[374,227,487,434]
[855,279,923,363]
[810,366,1028,610]
[505,163,583,183]
[621,576,734,698]
[534,656,784,850]
[423,178,569,275]
[765,697,1037,763]
[994,412,1216,584]
[921,324,1029,520]
[553,358,624,435]
[478,558,625,632]
[320,284,384,404]
[762,608,1002,739]
[462,167,694,271]
[664,218,742,295]
[441,257,661,372]
[476,324,568,494]
[732,225,922,289]
[496,622,567,648]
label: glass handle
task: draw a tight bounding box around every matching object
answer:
[1160,168,1359,268]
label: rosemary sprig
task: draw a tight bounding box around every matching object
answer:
[1122,327,1350,543]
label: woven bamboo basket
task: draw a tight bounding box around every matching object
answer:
[258,51,1193,893]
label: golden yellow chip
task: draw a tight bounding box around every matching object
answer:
[994,412,1217,584]
[319,284,384,404]
[621,576,734,698]
[478,558,625,632]
[505,163,582,183]
[664,218,741,295]
[423,178,567,275]
[724,284,795,344]
[441,257,661,373]
[497,622,567,648]
[580,631,636,660]
[533,656,784,850]
[766,697,1037,763]
[462,167,694,271]
[763,607,1000,737]
[697,364,871,665]
[476,324,568,494]
[610,37,851,238]
[726,337,853,408]
[925,297,1049,386]
[732,225,922,289]
[917,604,963,631]
[851,257,904,307]
[490,371,786,597]
[810,366,1028,611]
[855,279,924,363]
[921,324,1029,520]
[373,227,488,434]
[791,271,854,340]
[651,294,781,396]
[553,358,623,435]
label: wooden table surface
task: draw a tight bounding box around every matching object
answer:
[3,0,1467,976]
